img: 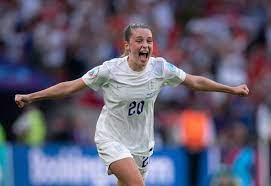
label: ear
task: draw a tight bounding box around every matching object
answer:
[124,41,130,52]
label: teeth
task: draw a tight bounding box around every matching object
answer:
[139,51,149,59]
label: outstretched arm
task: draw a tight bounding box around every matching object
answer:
[15,78,87,108]
[182,74,249,96]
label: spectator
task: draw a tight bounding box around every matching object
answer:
[222,122,255,186]
[12,105,46,146]
[175,105,215,186]
[0,123,6,144]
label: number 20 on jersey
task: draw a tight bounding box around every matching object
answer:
[128,101,145,116]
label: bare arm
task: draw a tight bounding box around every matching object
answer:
[15,78,87,108]
[182,74,249,96]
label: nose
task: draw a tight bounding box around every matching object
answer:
[142,40,148,48]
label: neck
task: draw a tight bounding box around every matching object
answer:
[127,56,146,72]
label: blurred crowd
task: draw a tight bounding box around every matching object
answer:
[1,0,271,185]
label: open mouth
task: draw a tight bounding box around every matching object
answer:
[139,51,149,60]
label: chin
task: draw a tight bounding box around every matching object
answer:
[140,57,149,64]
[139,61,147,67]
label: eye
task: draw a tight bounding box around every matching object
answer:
[136,40,143,43]
[147,40,153,43]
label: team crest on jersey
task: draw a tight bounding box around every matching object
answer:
[148,80,159,91]
[147,80,158,98]
[148,80,155,90]
[88,68,99,79]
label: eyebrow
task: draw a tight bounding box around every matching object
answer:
[135,36,153,39]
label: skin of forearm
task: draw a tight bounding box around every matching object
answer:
[191,76,234,94]
[28,81,75,102]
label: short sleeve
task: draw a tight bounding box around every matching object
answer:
[81,64,110,91]
[162,60,186,87]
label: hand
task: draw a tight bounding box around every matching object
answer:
[232,84,249,96]
[15,94,32,108]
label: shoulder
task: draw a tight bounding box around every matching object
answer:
[149,57,168,75]
[151,56,182,72]
[103,57,126,70]
[85,57,125,78]
[150,56,167,64]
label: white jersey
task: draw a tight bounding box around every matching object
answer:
[82,56,186,156]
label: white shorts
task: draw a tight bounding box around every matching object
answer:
[96,140,151,178]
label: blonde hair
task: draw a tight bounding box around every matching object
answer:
[120,23,152,57]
